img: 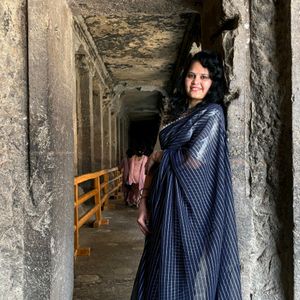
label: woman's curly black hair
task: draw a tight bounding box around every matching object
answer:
[163,50,226,124]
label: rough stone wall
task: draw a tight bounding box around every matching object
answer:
[292,1,300,299]
[209,0,294,298]
[249,1,293,299]
[26,0,75,299]
[0,1,28,298]
[222,1,252,299]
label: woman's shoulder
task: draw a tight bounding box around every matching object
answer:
[195,103,224,119]
[205,103,223,113]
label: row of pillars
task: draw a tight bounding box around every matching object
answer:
[74,54,128,175]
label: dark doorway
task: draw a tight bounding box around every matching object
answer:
[129,116,161,155]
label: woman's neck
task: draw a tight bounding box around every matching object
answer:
[188,98,203,109]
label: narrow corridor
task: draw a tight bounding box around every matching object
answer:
[73,198,143,300]
[2,0,298,298]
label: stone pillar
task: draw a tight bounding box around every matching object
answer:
[103,100,112,168]
[74,68,80,175]
[76,54,94,175]
[93,80,103,171]
[221,2,252,298]
[0,1,28,298]
[248,1,292,299]
[292,1,300,298]
[222,0,293,299]
[26,0,75,298]
[111,112,117,166]
[118,117,123,160]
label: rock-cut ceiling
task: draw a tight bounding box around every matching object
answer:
[70,0,201,119]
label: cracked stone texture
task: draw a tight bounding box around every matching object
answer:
[249,1,293,299]
[0,1,27,299]
[73,199,144,300]
[84,14,189,87]
[0,0,78,299]
[221,1,252,299]
[69,0,200,16]
[24,0,75,298]
[222,0,293,299]
[292,1,300,299]
[70,0,200,88]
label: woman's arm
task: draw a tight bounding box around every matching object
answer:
[137,174,153,235]
[137,150,164,235]
[145,150,163,175]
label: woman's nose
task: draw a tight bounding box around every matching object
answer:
[192,75,200,84]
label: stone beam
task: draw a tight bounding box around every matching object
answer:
[69,0,200,16]
[73,15,113,89]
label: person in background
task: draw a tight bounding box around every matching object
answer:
[127,148,148,207]
[119,148,134,204]
[131,50,241,299]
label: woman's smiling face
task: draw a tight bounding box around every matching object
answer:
[185,61,212,106]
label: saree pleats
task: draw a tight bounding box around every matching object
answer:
[132,103,241,300]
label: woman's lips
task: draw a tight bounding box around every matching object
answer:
[191,87,202,91]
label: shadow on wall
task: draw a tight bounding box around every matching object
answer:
[274,0,293,298]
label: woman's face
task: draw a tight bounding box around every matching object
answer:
[184,61,212,105]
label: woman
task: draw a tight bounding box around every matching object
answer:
[119,148,134,204]
[127,148,148,207]
[131,51,241,299]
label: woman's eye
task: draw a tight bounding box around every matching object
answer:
[200,75,210,80]
[187,73,195,79]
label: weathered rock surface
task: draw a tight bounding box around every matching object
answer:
[249,1,293,299]
[222,0,293,299]
[70,0,198,16]
[1,0,76,299]
[0,1,27,299]
[25,0,75,298]
[292,1,300,299]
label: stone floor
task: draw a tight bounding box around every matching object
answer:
[73,198,144,300]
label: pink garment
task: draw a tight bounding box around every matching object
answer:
[120,157,130,185]
[128,155,148,190]
[127,155,148,206]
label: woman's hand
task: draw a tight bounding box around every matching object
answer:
[145,150,163,175]
[137,199,150,235]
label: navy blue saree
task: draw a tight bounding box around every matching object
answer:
[131,103,241,299]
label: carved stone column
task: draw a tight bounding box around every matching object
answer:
[103,97,112,168]
[117,116,122,161]
[92,79,103,170]
[292,0,300,298]
[111,112,118,166]
[75,54,94,175]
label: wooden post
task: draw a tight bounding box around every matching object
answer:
[103,173,109,207]
[93,176,101,228]
[74,183,91,257]
[74,184,79,255]
[74,168,123,257]
[94,174,109,226]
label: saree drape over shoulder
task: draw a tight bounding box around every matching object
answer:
[131,103,242,300]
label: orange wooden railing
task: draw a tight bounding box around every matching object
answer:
[74,167,122,257]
